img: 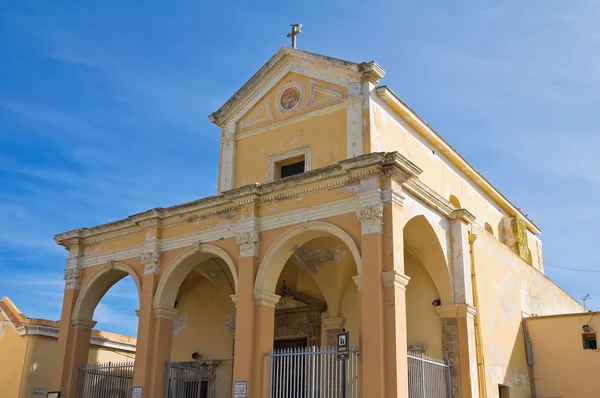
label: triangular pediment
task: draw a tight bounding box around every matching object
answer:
[208,47,384,128]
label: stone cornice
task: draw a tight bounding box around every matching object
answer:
[358,61,386,84]
[323,317,345,330]
[153,307,179,320]
[436,304,477,319]
[54,152,421,248]
[449,208,477,224]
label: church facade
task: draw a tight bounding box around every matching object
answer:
[50,47,584,398]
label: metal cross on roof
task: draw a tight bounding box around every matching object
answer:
[287,24,302,49]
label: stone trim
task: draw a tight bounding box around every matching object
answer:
[254,293,281,308]
[71,319,97,330]
[267,145,312,182]
[141,250,161,275]
[275,81,305,114]
[358,61,386,84]
[449,209,476,224]
[352,276,362,291]
[381,271,410,289]
[323,317,345,330]
[153,307,179,320]
[230,294,238,307]
[64,268,81,290]
[436,304,477,319]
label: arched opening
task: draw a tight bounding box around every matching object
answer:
[403,216,452,359]
[449,194,461,209]
[154,244,238,398]
[485,222,494,236]
[71,262,141,395]
[256,222,361,348]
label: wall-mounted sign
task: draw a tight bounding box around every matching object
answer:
[337,331,349,360]
[132,386,143,398]
[46,393,60,398]
[33,389,44,395]
[233,381,247,398]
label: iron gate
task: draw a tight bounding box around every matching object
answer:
[77,362,134,398]
[267,345,359,398]
[164,361,218,398]
[407,351,452,398]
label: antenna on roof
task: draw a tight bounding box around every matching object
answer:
[584,294,591,311]
[287,24,302,49]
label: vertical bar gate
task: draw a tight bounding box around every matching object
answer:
[77,361,134,398]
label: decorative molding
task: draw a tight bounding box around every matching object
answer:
[323,317,345,330]
[64,268,82,290]
[352,276,362,291]
[236,230,259,257]
[230,294,238,307]
[71,319,97,330]
[449,208,477,224]
[436,304,477,319]
[141,250,161,275]
[356,203,384,235]
[276,81,305,114]
[307,85,343,107]
[153,307,179,320]
[358,61,386,84]
[267,145,312,182]
[254,293,281,308]
[240,99,274,129]
[381,271,411,289]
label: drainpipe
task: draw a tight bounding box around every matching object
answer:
[468,232,487,398]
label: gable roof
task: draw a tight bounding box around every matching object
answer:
[208,47,383,127]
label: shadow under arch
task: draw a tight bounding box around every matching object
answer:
[403,215,453,304]
[153,243,238,309]
[254,221,362,297]
[72,261,142,322]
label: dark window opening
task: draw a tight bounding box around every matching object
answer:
[583,333,597,350]
[184,380,209,398]
[280,160,305,178]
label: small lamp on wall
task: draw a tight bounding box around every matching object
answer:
[431,299,441,307]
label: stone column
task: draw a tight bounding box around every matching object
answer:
[147,307,178,397]
[448,210,480,398]
[132,249,161,392]
[252,293,280,398]
[52,240,89,398]
[357,175,410,398]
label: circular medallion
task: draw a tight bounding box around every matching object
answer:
[277,82,304,114]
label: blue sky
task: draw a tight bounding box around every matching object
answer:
[0,1,599,336]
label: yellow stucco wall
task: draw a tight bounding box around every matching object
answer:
[405,252,443,359]
[474,226,585,397]
[171,276,235,398]
[526,313,600,398]
[0,328,134,398]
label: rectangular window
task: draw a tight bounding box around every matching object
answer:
[583,333,597,350]
[184,380,209,398]
[280,160,305,178]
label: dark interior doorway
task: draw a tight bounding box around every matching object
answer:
[274,337,308,350]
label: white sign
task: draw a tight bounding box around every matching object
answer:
[132,386,143,398]
[233,381,247,398]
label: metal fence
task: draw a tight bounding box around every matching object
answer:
[407,351,451,398]
[164,361,218,398]
[267,345,359,398]
[77,362,134,398]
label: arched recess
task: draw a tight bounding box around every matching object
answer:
[153,244,238,310]
[255,221,362,297]
[484,222,494,236]
[72,261,142,322]
[449,195,461,209]
[403,215,453,304]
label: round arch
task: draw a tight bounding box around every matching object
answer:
[72,261,142,322]
[254,221,362,297]
[403,215,453,304]
[153,244,238,309]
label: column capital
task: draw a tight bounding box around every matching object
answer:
[352,275,362,291]
[141,250,161,275]
[323,317,345,330]
[64,268,82,290]
[356,203,384,235]
[153,307,179,320]
[236,230,259,258]
[381,270,410,289]
[449,208,476,224]
[230,294,238,307]
[71,319,97,330]
[253,292,281,308]
[436,303,477,319]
